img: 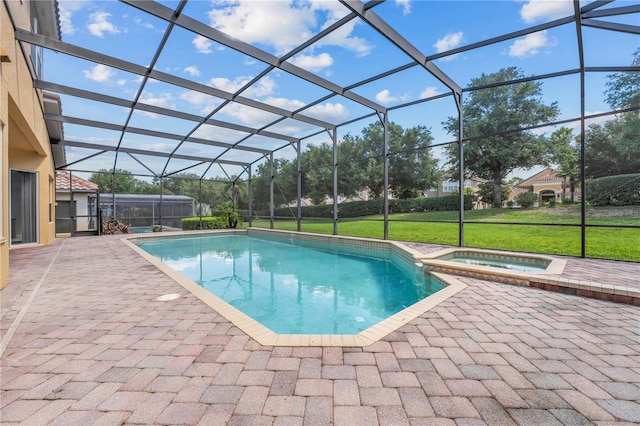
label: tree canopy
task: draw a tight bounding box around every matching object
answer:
[585,49,640,179]
[443,67,559,207]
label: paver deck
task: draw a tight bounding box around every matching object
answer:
[2,234,639,425]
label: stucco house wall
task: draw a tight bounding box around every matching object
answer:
[1,0,59,289]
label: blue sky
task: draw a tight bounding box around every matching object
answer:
[48,0,638,180]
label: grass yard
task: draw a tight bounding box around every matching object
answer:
[249,205,640,261]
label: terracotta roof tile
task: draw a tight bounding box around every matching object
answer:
[56,171,98,191]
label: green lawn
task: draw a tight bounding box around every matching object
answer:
[249,205,640,261]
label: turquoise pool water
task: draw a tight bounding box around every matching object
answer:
[135,234,445,334]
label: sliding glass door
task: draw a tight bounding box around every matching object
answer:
[10,170,38,245]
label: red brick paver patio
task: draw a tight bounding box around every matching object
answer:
[2,235,639,425]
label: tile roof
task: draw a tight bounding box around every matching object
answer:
[55,171,98,191]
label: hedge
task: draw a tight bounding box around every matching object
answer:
[586,173,640,206]
[181,216,228,230]
[257,195,475,219]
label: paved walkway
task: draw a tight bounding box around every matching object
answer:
[1,235,639,425]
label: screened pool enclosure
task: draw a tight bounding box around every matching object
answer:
[98,194,195,230]
[13,0,639,260]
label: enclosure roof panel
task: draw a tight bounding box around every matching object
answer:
[10,0,637,180]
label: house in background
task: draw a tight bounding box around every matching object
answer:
[424,175,486,198]
[510,167,580,206]
[55,171,99,237]
[1,0,62,289]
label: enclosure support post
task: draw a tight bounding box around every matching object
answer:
[382,113,389,240]
[455,92,464,247]
[573,1,586,258]
[269,153,274,229]
[248,165,253,227]
[198,178,203,230]
[331,128,338,235]
[159,177,163,231]
[296,140,302,232]
[69,171,75,235]
[111,172,115,221]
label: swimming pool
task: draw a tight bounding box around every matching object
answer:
[134,233,445,334]
[125,229,466,346]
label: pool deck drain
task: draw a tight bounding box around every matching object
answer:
[2,234,640,425]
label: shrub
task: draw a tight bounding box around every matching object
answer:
[258,195,475,218]
[585,173,640,206]
[181,216,228,230]
[515,191,538,208]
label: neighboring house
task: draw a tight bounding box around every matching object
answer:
[510,167,580,206]
[424,176,486,198]
[55,171,99,236]
[286,197,313,208]
[1,0,62,288]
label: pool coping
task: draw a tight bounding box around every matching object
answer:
[123,228,467,347]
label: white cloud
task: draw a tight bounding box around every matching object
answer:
[57,0,92,35]
[289,53,334,72]
[137,142,175,152]
[184,66,201,77]
[262,96,307,111]
[395,0,411,15]
[206,0,370,56]
[179,91,223,115]
[375,89,410,104]
[219,103,280,125]
[208,76,275,98]
[192,35,213,54]
[316,19,373,57]
[116,79,126,86]
[180,91,213,106]
[133,16,155,30]
[137,93,176,118]
[139,93,175,110]
[87,11,120,38]
[509,30,555,58]
[419,87,440,99]
[83,64,116,82]
[191,124,251,142]
[433,31,463,53]
[306,102,349,122]
[520,0,574,23]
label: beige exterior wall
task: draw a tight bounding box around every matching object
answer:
[1,1,56,289]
